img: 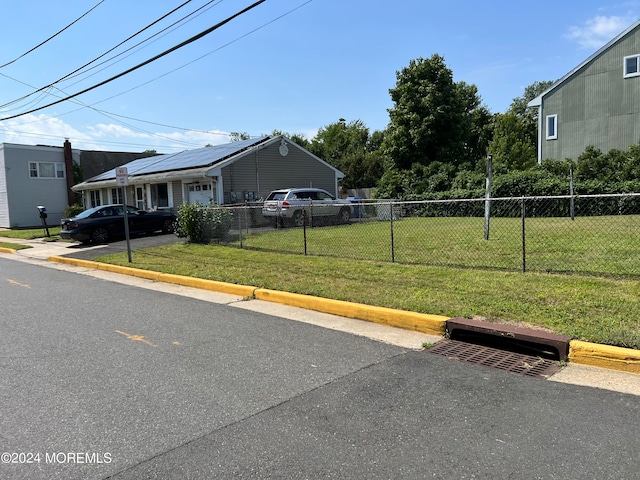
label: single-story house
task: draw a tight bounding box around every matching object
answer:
[72,135,345,211]
[528,20,640,163]
[0,142,79,228]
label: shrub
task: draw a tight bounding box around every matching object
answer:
[174,203,233,244]
[64,204,85,218]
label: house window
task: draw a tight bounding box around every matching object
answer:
[624,54,640,78]
[28,161,65,178]
[150,183,169,208]
[89,190,102,208]
[111,188,124,205]
[546,115,558,140]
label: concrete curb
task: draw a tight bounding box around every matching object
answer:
[46,255,640,374]
[48,256,256,297]
[569,340,640,374]
[0,246,17,254]
[255,289,448,336]
[48,256,448,336]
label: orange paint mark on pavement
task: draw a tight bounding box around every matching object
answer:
[6,278,30,288]
[114,330,157,347]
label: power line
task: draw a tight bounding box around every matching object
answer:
[0,1,106,70]
[0,0,266,122]
[0,0,199,110]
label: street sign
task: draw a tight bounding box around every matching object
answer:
[116,167,128,186]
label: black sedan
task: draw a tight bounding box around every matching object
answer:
[60,204,176,244]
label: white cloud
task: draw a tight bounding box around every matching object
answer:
[0,113,233,152]
[566,15,638,49]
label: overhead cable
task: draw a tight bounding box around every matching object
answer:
[0,0,198,110]
[0,0,266,122]
[0,0,106,70]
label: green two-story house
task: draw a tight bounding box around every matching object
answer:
[528,20,640,163]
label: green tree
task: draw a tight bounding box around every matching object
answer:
[229,132,250,142]
[310,119,384,189]
[383,55,483,170]
[487,80,554,172]
[487,112,537,172]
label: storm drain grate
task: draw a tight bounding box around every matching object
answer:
[426,339,563,379]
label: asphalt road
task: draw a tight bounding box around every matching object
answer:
[0,258,638,480]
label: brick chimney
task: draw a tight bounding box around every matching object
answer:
[63,139,75,206]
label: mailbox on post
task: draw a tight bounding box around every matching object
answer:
[36,206,50,237]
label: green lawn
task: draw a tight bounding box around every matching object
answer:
[96,242,640,350]
[0,241,31,250]
[0,227,61,240]
[229,215,640,277]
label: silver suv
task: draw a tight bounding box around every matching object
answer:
[262,188,353,227]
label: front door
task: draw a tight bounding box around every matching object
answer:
[136,187,145,210]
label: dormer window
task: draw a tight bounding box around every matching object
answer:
[624,54,640,78]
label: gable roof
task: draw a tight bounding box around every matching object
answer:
[72,135,344,191]
[528,19,640,108]
[85,136,267,182]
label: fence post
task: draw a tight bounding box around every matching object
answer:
[390,201,395,263]
[303,208,308,256]
[484,155,493,240]
[238,206,243,249]
[569,164,575,221]
[521,196,526,273]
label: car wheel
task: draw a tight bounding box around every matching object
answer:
[292,210,305,227]
[161,218,174,233]
[338,207,351,224]
[92,227,109,244]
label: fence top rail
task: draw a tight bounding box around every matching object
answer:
[213,191,640,210]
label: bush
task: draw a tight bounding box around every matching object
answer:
[64,204,85,218]
[174,203,233,244]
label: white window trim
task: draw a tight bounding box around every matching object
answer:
[546,114,558,140]
[28,161,65,179]
[624,54,640,78]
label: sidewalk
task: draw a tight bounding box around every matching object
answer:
[1,235,639,396]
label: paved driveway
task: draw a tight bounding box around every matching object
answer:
[61,232,182,261]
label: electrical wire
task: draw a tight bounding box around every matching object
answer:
[1,0,314,149]
[0,0,266,122]
[0,0,106,70]
[0,0,198,110]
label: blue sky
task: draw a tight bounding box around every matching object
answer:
[0,0,638,153]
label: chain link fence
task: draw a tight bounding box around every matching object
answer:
[215,193,640,278]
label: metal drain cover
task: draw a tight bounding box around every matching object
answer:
[426,339,563,379]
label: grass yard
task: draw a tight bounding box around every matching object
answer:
[96,242,640,350]
[0,227,61,240]
[230,215,640,277]
[0,241,31,250]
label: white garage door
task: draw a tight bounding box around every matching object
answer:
[188,184,214,205]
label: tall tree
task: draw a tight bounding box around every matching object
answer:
[310,119,384,189]
[383,55,484,170]
[487,80,554,170]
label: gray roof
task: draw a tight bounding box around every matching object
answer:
[528,19,640,108]
[85,136,268,182]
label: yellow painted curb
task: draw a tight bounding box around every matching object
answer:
[569,340,640,374]
[156,273,256,297]
[254,289,448,335]
[48,256,100,269]
[0,246,17,254]
[47,256,255,297]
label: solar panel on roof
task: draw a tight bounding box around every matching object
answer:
[86,137,267,182]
